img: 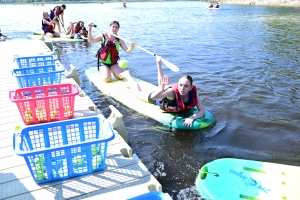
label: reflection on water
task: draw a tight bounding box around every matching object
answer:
[2,2,300,199]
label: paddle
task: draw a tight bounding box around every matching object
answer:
[57,17,66,33]
[98,26,179,72]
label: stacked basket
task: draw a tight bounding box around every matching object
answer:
[10,55,79,125]
[10,55,115,184]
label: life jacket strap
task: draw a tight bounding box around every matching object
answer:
[168,113,179,125]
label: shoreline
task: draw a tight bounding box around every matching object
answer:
[218,0,300,7]
[1,0,300,7]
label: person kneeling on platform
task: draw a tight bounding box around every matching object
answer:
[119,56,205,127]
[42,11,60,38]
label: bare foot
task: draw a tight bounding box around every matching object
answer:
[119,70,130,79]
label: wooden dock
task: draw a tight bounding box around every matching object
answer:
[0,40,165,199]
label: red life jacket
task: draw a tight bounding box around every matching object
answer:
[95,33,120,69]
[161,84,198,112]
[74,23,81,33]
[42,18,54,33]
[51,6,63,17]
[67,22,82,33]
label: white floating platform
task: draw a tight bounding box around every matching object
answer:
[0,40,165,199]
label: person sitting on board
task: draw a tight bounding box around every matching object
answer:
[208,3,214,8]
[119,56,205,127]
[87,20,136,83]
[65,26,87,40]
[76,27,88,39]
[41,11,60,38]
[49,4,66,34]
[66,21,84,35]
[215,3,220,8]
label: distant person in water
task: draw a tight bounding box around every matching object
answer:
[0,29,7,38]
[123,2,126,8]
[119,56,205,127]
[208,3,214,8]
[42,11,60,38]
[215,2,220,8]
[0,29,8,41]
[49,4,66,33]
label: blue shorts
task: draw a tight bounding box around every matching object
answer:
[49,12,58,21]
[42,27,54,34]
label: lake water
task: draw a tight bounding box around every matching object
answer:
[1,2,300,199]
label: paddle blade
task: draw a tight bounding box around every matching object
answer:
[161,58,179,72]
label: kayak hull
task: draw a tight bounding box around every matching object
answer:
[196,158,300,199]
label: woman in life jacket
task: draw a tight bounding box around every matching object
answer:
[65,21,87,39]
[119,56,205,127]
[66,21,84,35]
[65,26,87,40]
[42,11,60,38]
[49,4,66,34]
[88,20,136,82]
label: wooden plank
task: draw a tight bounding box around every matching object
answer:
[2,160,154,200]
[0,141,133,185]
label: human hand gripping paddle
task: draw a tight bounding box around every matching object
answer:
[57,17,66,33]
[98,26,179,72]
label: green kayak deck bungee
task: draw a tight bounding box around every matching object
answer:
[195,158,300,200]
[28,31,87,42]
[85,67,214,130]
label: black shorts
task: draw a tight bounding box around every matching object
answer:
[101,62,118,69]
[148,92,160,106]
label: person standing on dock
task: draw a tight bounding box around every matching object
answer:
[87,20,136,82]
[49,4,66,34]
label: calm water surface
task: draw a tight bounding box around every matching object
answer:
[1,2,300,199]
